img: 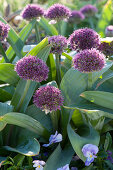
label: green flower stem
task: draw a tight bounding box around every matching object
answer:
[57,21,61,35]
[0,41,10,63]
[50,111,58,131]
[35,21,41,43]
[88,72,93,90]
[16,80,31,112]
[55,54,61,87]
[88,17,94,29]
[73,23,77,30]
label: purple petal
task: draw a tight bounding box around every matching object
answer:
[57,164,69,170]
[85,157,94,166]
[43,143,50,147]
[82,144,99,157]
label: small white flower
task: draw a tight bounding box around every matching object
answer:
[33,160,45,170]
[49,20,57,24]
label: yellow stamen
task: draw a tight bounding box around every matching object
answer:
[38,165,40,168]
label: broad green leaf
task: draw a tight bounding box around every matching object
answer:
[1,19,36,63]
[0,17,24,59]
[37,44,51,62]
[0,64,19,85]
[72,109,84,127]
[97,75,113,93]
[96,69,113,89]
[60,68,88,105]
[67,123,100,162]
[39,17,58,35]
[104,132,112,151]
[64,100,113,120]
[80,109,105,131]
[80,91,113,110]
[4,138,40,156]
[0,84,15,96]
[92,61,113,85]
[61,58,72,77]
[0,102,13,115]
[19,19,36,43]
[97,0,113,37]
[47,54,56,81]
[0,112,50,139]
[62,52,72,61]
[15,105,53,144]
[44,144,74,170]
[23,44,51,62]
[25,105,52,132]
[13,154,25,167]
[11,79,38,113]
[0,102,13,131]
[23,45,36,52]
[0,41,9,63]
[26,38,49,58]
[0,88,12,102]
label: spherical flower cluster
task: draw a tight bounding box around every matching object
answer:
[80,4,98,17]
[15,55,49,82]
[21,4,44,20]
[48,35,67,54]
[0,21,10,41]
[68,28,100,51]
[33,85,64,114]
[73,48,106,73]
[105,25,113,37]
[45,4,71,21]
[98,41,113,56]
[69,10,85,24]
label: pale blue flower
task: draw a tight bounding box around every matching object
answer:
[43,131,62,147]
[57,164,69,170]
[82,144,99,166]
[33,160,45,170]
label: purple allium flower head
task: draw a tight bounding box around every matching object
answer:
[80,4,98,17]
[45,4,71,21]
[106,150,113,163]
[33,85,64,114]
[82,144,99,166]
[43,131,62,147]
[15,55,49,82]
[21,4,44,20]
[73,48,106,73]
[0,21,10,41]
[68,28,100,51]
[69,10,85,24]
[105,25,113,37]
[57,164,69,170]
[48,35,67,54]
[33,160,45,170]
[98,42,113,56]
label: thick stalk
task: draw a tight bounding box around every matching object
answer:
[55,54,61,87]
[88,17,94,29]
[35,21,40,43]
[16,80,31,112]
[73,23,77,30]
[0,41,10,63]
[57,21,61,35]
[88,72,93,90]
[50,111,58,131]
